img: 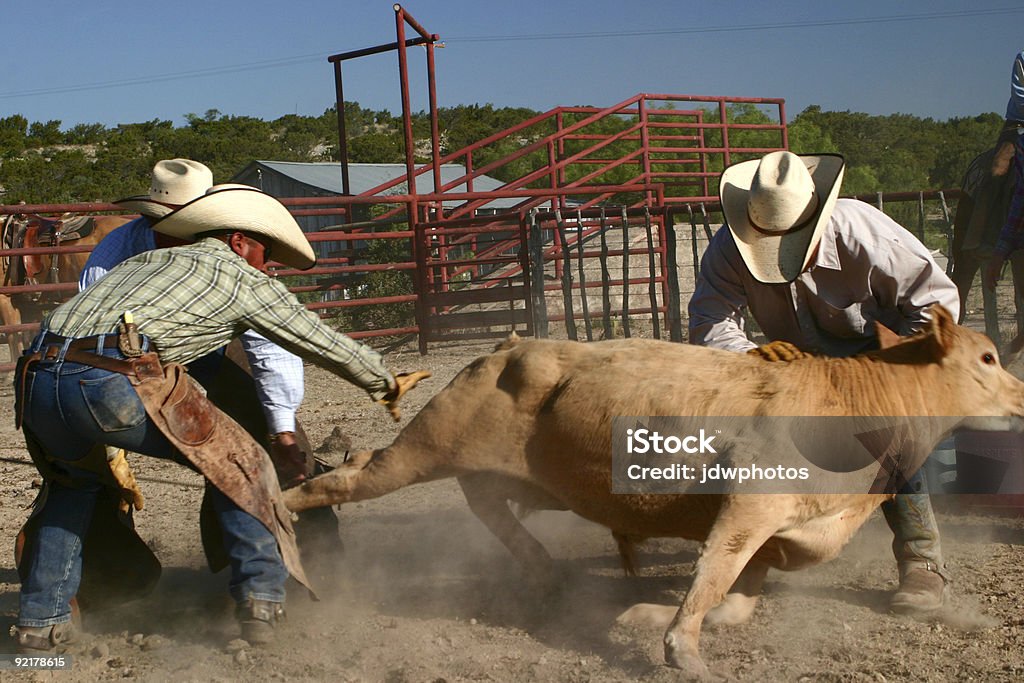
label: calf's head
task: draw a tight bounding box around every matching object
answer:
[874,305,1024,429]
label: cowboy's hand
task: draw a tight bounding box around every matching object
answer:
[269,432,308,489]
[377,370,432,422]
[984,254,1007,291]
[747,340,810,362]
[107,447,144,513]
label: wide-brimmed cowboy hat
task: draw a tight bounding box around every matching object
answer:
[720,151,845,283]
[114,159,214,218]
[153,184,316,270]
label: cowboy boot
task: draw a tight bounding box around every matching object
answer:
[10,622,78,654]
[891,560,947,615]
[882,480,948,615]
[236,599,285,646]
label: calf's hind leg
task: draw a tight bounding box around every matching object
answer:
[457,473,555,573]
[283,447,459,512]
[703,560,768,626]
[661,503,778,678]
[618,558,769,629]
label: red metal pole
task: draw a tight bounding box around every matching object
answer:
[411,196,429,354]
[333,61,351,198]
[395,4,434,40]
[556,110,566,202]
[639,96,653,207]
[426,40,442,210]
[698,110,709,198]
[779,100,789,150]
[719,100,730,169]
[395,5,417,200]
[655,186,671,331]
[464,152,475,219]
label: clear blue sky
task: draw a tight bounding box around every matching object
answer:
[2,1,1022,129]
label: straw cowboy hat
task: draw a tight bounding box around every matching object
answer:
[153,184,317,270]
[720,151,845,283]
[114,159,214,218]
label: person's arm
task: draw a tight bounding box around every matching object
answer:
[242,274,395,400]
[687,230,757,352]
[239,330,308,486]
[1005,51,1024,124]
[873,237,961,335]
[239,330,304,434]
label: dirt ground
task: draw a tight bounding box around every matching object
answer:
[1,333,1023,683]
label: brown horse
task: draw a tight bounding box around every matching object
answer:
[950,147,1024,344]
[0,213,129,362]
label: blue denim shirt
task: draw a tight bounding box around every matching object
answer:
[1007,50,1024,123]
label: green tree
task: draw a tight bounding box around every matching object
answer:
[0,115,29,156]
[787,110,839,154]
[27,120,63,147]
[349,132,404,163]
[63,123,107,145]
[929,113,1002,188]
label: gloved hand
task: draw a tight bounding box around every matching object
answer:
[377,370,432,422]
[747,340,810,362]
[106,447,144,513]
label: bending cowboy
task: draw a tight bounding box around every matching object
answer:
[12,185,428,652]
[688,151,959,615]
[84,160,312,488]
[83,161,343,574]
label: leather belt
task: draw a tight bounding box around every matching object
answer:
[39,333,121,352]
[35,346,138,373]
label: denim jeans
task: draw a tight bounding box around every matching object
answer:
[17,333,287,627]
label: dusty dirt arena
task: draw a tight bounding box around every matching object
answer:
[1,336,1023,682]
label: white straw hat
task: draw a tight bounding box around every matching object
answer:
[720,151,845,283]
[153,184,316,270]
[114,159,214,218]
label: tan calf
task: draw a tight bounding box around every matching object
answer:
[285,306,1024,678]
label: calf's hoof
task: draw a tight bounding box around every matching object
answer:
[703,594,757,627]
[616,603,677,629]
[664,635,711,681]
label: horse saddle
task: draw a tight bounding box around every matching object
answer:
[29,215,97,245]
[21,215,96,280]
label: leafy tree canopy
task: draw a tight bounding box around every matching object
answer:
[0,101,1003,205]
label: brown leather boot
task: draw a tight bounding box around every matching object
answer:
[10,622,77,654]
[236,599,285,645]
[890,564,947,615]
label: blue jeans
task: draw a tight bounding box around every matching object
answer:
[17,333,287,627]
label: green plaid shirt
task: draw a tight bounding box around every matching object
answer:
[46,238,395,400]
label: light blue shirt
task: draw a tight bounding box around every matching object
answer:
[79,218,305,433]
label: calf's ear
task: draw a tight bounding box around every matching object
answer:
[925,304,956,358]
[874,322,902,350]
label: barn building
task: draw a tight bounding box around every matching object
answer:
[232,161,519,229]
